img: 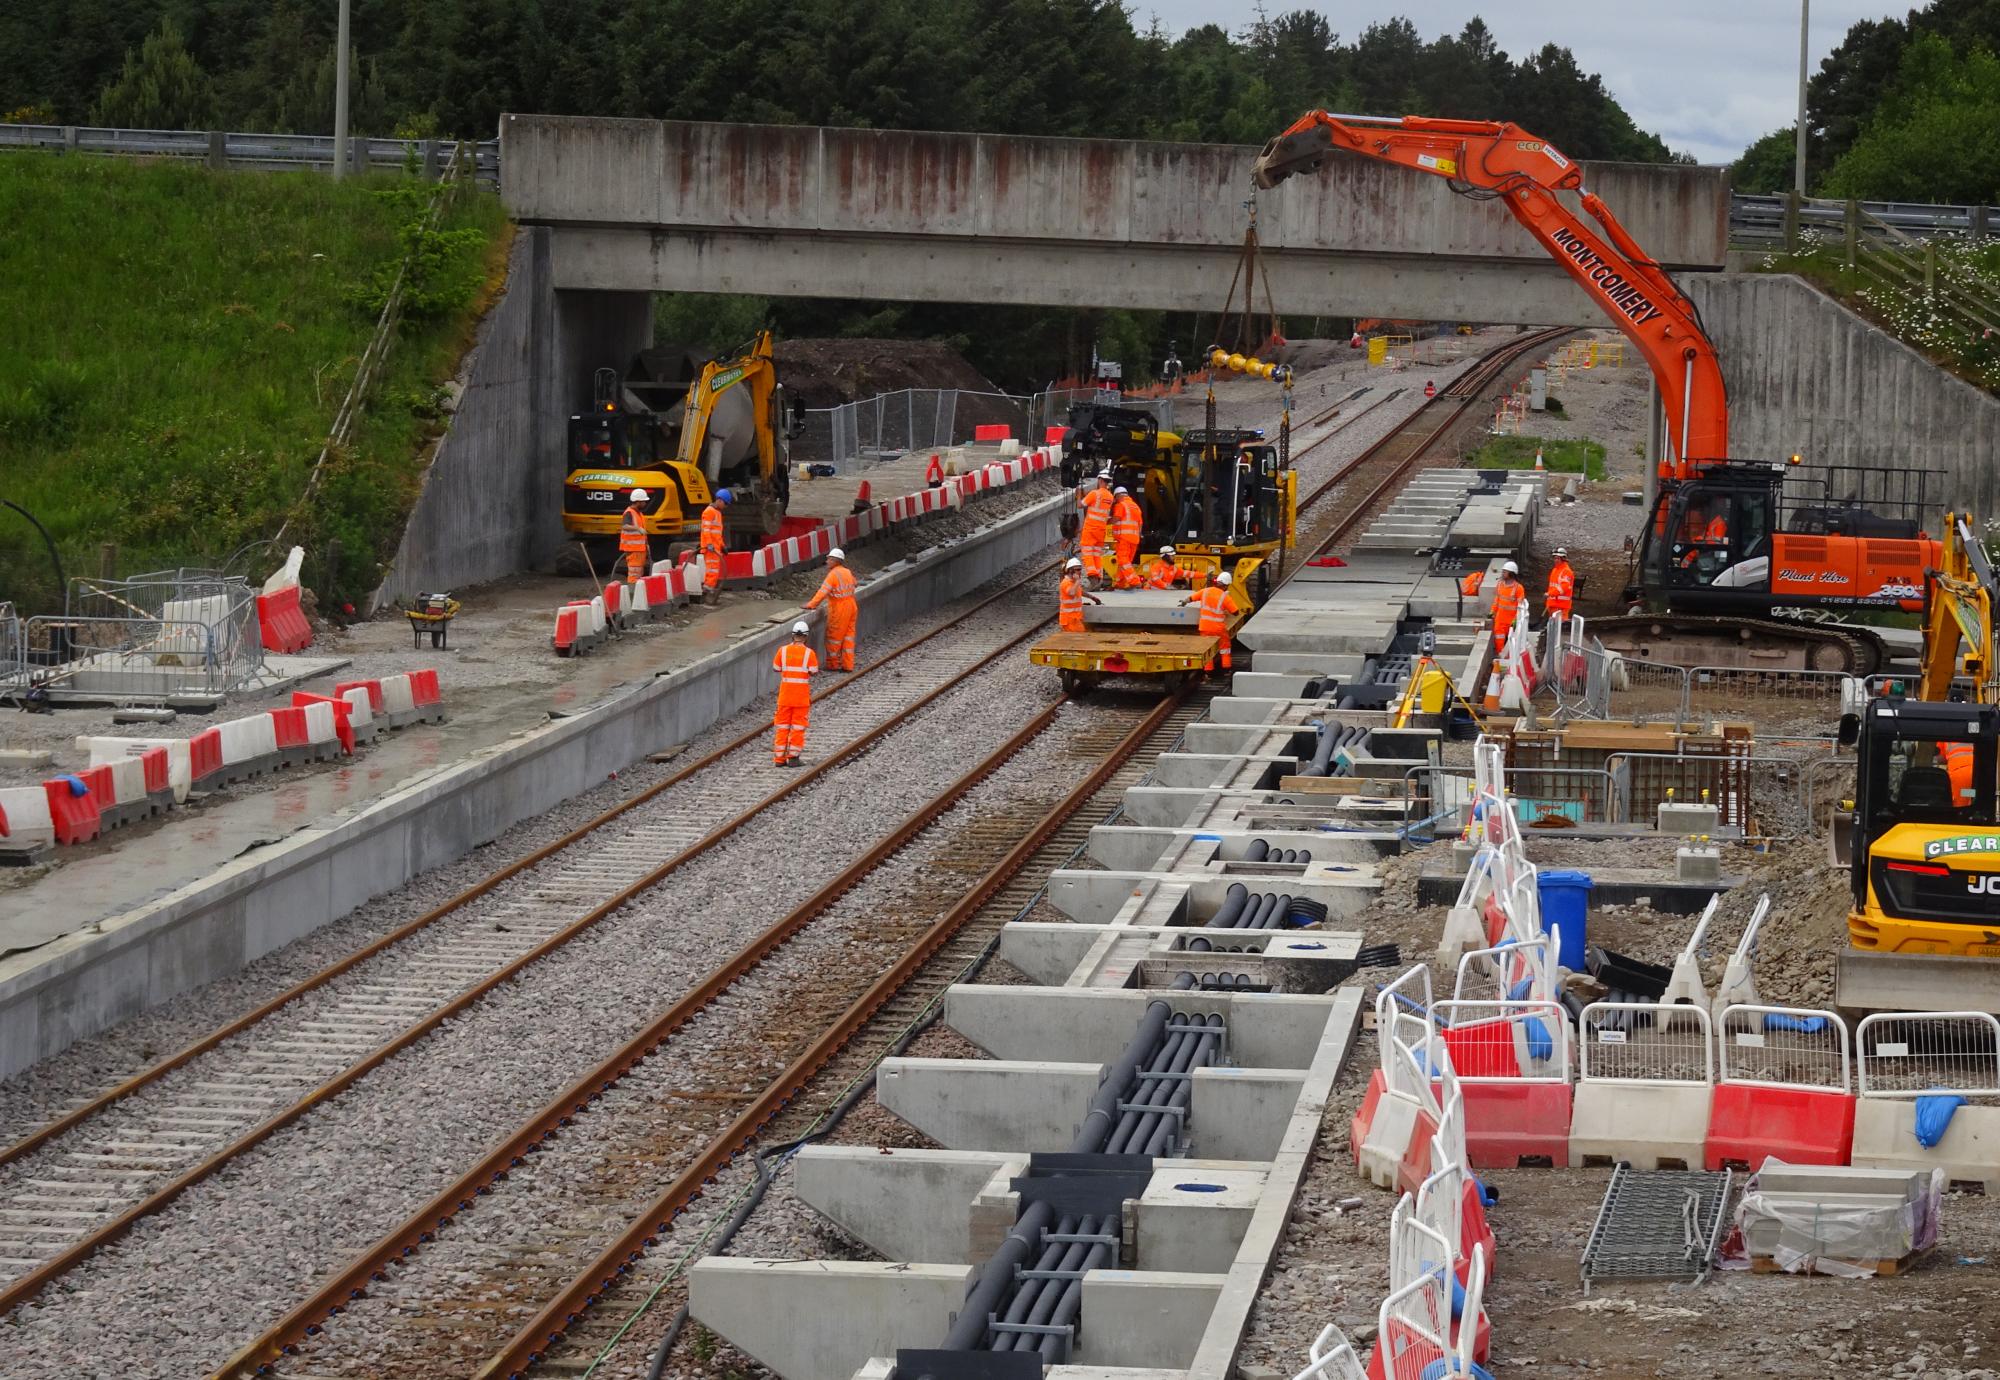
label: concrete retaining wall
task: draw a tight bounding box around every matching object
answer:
[0,497,1061,1080]
[375,227,652,608]
[1688,273,2000,513]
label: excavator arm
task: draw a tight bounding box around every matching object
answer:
[1253,112,1728,472]
[1918,512,1997,702]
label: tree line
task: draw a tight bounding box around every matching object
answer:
[1733,0,2000,203]
[3,3,1678,162]
[0,3,1681,391]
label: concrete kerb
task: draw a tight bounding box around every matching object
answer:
[0,494,1063,1080]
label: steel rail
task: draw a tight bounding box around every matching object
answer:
[210,687,1176,1378]
[0,568,1060,1318]
[0,562,1056,1174]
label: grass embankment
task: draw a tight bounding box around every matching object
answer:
[1465,434,1607,480]
[1758,237,2000,395]
[0,152,510,613]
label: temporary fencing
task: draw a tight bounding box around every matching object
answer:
[1707,1004,1854,1169]
[1852,1011,2000,1190]
[1573,1002,1714,1170]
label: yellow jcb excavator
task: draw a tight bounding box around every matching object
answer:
[1836,512,2000,1014]
[562,330,804,556]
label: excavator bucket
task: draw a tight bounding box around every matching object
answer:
[1252,124,1336,190]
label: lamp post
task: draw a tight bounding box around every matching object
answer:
[1794,0,1810,196]
[332,0,352,180]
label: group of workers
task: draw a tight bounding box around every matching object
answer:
[617,486,741,607]
[1061,470,1241,673]
[1478,546,1576,649]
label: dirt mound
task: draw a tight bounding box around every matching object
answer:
[773,339,1005,408]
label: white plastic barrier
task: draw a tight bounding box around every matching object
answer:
[80,736,192,805]
[1571,1001,1714,1170]
[1357,965,1446,1191]
[339,686,378,743]
[299,699,339,749]
[0,785,57,852]
[379,674,418,720]
[215,712,280,779]
[1853,1011,2000,1191]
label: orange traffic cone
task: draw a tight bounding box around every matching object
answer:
[1533,447,1545,471]
[1482,657,1505,713]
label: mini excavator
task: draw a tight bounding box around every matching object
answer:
[1252,111,1939,673]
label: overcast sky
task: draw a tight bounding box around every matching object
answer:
[1135,2,1906,164]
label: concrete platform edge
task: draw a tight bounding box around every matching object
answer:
[0,495,1062,1080]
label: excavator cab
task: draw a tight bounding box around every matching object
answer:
[1058,403,1184,541]
[1176,430,1285,549]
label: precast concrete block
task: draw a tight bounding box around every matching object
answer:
[1206,696,1297,724]
[1001,922,1117,985]
[1133,1170,1263,1275]
[1119,785,1219,828]
[1182,723,1280,755]
[1071,1271,1229,1370]
[793,1146,1023,1264]
[1229,672,1319,699]
[1852,1098,2000,1193]
[942,985,1345,1071]
[1569,1082,1713,1170]
[1047,868,1378,925]
[1087,825,1190,872]
[1229,655,1364,681]
[1658,802,1722,834]
[1152,753,1293,790]
[1189,1066,1309,1161]
[876,1058,1103,1151]
[1676,846,1723,883]
[688,1257,971,1380]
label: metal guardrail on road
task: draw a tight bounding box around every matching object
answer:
[0,124,498,186]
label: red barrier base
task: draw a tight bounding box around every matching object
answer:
[1351,1068,1386,1164]
[1705,1084,1856,1171]
[1464,1081,1573,1169]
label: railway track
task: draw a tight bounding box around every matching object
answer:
[0,325,1574,1379]
[0,565,1062,1315]
[214,688,1199,1378]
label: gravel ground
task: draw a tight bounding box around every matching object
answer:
[265,705,1117,1378]
[0,642,1101,1377]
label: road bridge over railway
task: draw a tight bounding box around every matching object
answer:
[498,115,1729,328]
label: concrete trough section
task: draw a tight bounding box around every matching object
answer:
[0,496,1062,1080]
[687,984,1363,1380]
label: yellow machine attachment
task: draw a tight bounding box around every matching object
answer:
[1835,513,2000,1014]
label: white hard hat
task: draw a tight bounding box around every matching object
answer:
[1114,486,1129,495]
[792,620,809,635]
[828,547,845,561]
[1066,557,1083,569]
[1216,571,1233,585]
[1096,471,1111,481]
[1554,546,1568,558]
[1160,545,1175,556]
[1502,560,1520,575]
[628,488,650,502]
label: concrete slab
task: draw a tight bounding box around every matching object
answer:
[794,1147,1024,1265]
[1073,1272,1229,1370]
[688,1257,970,1380]
[876,1057,1102,1151]
[942,985,1346,1072]
[1189,1066,1309,1161]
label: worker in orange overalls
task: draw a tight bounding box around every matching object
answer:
[619,488,652,584]
[1145,545,1186,589]
[807,547,859,672]
[700,488,732,605]
[1110,486,1145,588]
[1059,557,1102,632]
[1078,472,1116,588]
[925,454,945,489]
[772,620,820,766]
[1939,740,1975,808]
[1182,571,1238,673]
[1544,546,1575,623]
[1490,560,1526,649]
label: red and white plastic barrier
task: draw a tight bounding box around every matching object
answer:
[1435,998,1575,1169]
[1356,966,1445,1190]
[0,785,58,856]
[216,712,281,783]
[549,450,1059,653]
[1851,1010,2000,1189]
[1706,1004,1854,1170]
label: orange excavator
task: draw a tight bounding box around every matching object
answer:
[1253,112,1938,671]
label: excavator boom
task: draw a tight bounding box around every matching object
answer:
[1253,111,1728,471]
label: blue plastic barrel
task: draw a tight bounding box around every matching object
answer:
[1536,869,1594,971]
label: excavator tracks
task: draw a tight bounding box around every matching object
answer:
[1588,613,1885,676]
